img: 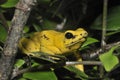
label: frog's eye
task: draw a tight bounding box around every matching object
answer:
[65,32,74,39]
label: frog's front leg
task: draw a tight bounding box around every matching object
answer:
[73,52,84,71]
[40,46,62,55]
[74,58,84,72]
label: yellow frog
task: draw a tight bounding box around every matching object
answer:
[18,28,88,71]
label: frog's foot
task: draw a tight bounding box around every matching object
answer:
[74,58,84,72]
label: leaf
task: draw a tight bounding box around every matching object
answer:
[14,59,25,68]
[23,26,30,33]
[23,70,57,80]
[80,37,99,50]
[106,30,120,36]
[0,24,7,43]
[99,46,119,72]
[64,66,88,79]
[91,6,120,31]
[30,52,58,63]
[41,19,57,30]
[1,0,19,8]
[33,24,42,32]
[18,78,27,80]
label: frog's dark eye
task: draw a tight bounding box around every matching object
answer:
[65,32,74,39]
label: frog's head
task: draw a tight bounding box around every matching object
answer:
[64,28,88,47]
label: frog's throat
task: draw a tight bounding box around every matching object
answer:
[66,38,85,47]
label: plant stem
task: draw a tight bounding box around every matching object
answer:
[101,0,108,49]
[66,61,102,65]
[100,0,108,78]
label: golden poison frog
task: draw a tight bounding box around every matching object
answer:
[18,28,88,71]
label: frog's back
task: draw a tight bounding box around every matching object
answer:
[30,30,59,42]
[40,30,62,36]
[39,30,62,46]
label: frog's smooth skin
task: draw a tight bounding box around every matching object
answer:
[18,28,88,71]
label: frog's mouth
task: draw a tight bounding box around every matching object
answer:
[66,37,86,47]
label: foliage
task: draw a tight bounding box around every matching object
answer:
[0,0,120,80]
[80,37,99,50]
[23,70,57,80]
[1,0,19,8]
[0,24,7,43]
[91,6,120,31]
[99,46,119,72]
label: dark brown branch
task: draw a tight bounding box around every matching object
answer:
[0,0,36,80]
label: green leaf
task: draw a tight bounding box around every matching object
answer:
[18,78,27,80]
[80,37,99,50]
[91,6,120,31]
[31,61,40,67]
[23,26,30,33]
[41,19,57,30]
[1,0,19,8]
[23,70,57,80]
[14,59,25,68]
[33,24,42,32]
[0,24,7,43]
[106,30,120,36]
[64,66,88,79]
[99,46,119,72]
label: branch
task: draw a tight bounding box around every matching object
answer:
[66,61,102,66]
[0,0,36,80]
[11,60,102,79]
[11,62,63,79]
[101,0,108,49]
[82,41,120,59]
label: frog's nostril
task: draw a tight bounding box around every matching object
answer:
[80,31,88,37]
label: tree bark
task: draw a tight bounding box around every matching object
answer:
[0,0,36,80]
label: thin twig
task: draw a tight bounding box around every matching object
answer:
[82,41,120,59]
[12,67,30,79]
[100,0,108,78]
[66,61,102,66]
[101,0,108,49]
